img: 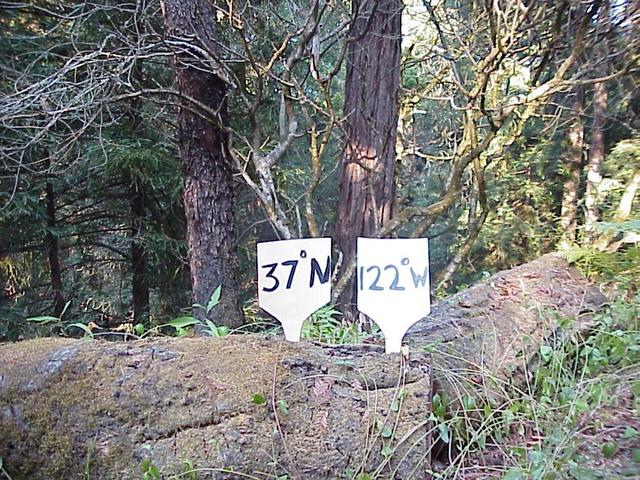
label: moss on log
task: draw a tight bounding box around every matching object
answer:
[0,254,606,479]
[1,338,432,479]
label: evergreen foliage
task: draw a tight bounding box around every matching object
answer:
[0,0,638,338]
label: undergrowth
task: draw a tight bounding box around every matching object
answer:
[426,294,639,480]
[301,305,373,344]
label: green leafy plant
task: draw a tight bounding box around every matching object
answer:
[251,393,267,406]
[416,293,639,479]
[301,305,368,344]
[345,469,372,480]
[430,392,451,444]
[165,316,200,337]
[192,285,222,316]
[26,301,96,339]
[169,286,229,337]
[131,286,229,339]
[201,319,230,337]
[178,459,197,480]
[140,458,161,480]
[26,300,72,325]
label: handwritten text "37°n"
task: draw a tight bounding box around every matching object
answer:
[260,250,331,292]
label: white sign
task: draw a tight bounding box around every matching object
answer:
[257,238,332,342]
[357,237,431,353]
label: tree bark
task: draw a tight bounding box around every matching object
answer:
[44,177,65,318]
[598,169,640,251]
[559,87,584,248]
[161,0,243,327]
[584,23,609,248]
[584,76,608,243]
[335,0,403,313]
[130,177,149,324]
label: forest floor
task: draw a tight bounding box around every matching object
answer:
[436,295,640,480]
[456,378,640,479]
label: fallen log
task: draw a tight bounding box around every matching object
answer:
[406,253,608,401]
[0,254,606,479]
[1,338,432,479]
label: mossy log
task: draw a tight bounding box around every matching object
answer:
[0,338,432,479]
[406,253,607,401]
[0,254,606,479]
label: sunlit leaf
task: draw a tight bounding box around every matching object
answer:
[26,316,60,324]
[167,316,199,329]
[206,285,222,314]
[66,323,94,339]
[540,345,553,363]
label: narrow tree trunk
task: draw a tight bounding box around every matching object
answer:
[162,0,243,327]
[335,0,402,313]
[130,177,149,324]
[436,194,488,288]
[559,87,584,248]
[598,169,640,252]
[616,171,640,221]
[44,177,65,318]
[584,79,608,243]
[126,59,151,325]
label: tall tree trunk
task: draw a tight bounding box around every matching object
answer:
[162,0,243,328]
[127,56,150,325]
[130,177,149,324]
[44,178,65,318]
[583,2,610,245]
[335,0,402,313]
[43,159,65,319]
[559,86,584,248]
[584,80,608,243]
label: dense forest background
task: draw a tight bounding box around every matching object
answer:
[1,0,638,340]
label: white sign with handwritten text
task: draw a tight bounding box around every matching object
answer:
[357,237,431,353]
[257,238,332,342]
